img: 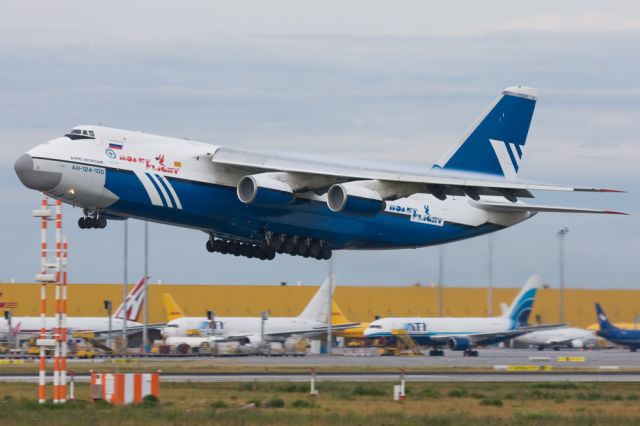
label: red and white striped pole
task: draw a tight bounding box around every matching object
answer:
[53,200,62,404]
[60,236,68,402]
[38,196,48,404]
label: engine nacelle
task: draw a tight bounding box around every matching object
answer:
[447,337,471,351]
[237,175,294,208]
[327,183,384,215]
[569,339,584,349]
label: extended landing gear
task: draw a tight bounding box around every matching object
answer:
[428,349,445,356]
[463,349,479,357]
[264,233,332,260]
[204,232,333,261]
[78,212,107,230]
[205,238,276,261]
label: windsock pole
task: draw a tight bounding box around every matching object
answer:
[53,200,62,404]
[60,237,68,402]
[38,197,48,404]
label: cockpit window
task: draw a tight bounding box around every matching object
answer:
[65,128,96,140]
[369,325,382,329]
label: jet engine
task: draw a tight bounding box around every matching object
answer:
[237,174,294,208]
[326,182,385,215]
[568,339,584,349]
[447,337,471,351]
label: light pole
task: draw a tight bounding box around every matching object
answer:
[327,256,334,355]
[122,221,128,352]
[487,235,494,316]
[557,227,569,323]
[142,221,149,352]
[260,310,269,352]
[438,246,444,317]
[207,310,216,334]
[4,311,12,350]
[104,300,113,349]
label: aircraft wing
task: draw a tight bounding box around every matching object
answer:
[210,146,623,202]
[89,323,166,338]
[227,322,361,341]
[430,324,566,346]
[472,200,628,215]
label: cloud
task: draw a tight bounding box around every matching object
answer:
[1,4,638,287]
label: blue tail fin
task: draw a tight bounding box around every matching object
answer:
[595,303,615,331]
[503,275,540,327]
[435,86,537,179]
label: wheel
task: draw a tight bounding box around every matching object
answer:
[85,217,96,228]
[280,237,296,254]
[294,240,307,256]
[320,246,332,260]
[472,350,479,357]
[206,240,215,252]
[78,217,86,229]
[97,216,107,229]
[264,250,276,260]
[240,244,253,258]
[221,241,233,254]
[307,241,322,258]
[213,240,224,252]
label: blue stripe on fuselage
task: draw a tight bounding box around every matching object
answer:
[103,167,503,250]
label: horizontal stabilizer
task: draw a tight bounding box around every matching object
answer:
[472,200,628,215]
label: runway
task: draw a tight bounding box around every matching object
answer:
[1,371,639,383]
[1,349,637,383]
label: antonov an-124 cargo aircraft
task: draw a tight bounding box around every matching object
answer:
[15,87,625,260]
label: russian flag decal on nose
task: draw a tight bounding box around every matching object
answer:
[109,142,123,150]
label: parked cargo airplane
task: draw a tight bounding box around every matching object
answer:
[161,278,357,344]
[14,87,625,260]
[515,327,598,351]
[0,277,146,338]
[595,303,640,352]
[364,275,558,356]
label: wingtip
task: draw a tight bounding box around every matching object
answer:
[603,210,630,215]
[599,188,626,193]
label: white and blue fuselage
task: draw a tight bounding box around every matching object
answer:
[15,87,621,259]
[15,127,529,250]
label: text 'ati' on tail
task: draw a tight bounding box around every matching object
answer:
[503,274,541,326]
[435,86,538,179]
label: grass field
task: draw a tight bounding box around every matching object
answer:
[0,381,639,425]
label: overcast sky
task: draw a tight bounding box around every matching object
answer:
[0,1,637,289]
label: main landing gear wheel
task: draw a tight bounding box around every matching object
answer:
[463,349,479,357]
[78,214,107,230]
[428,349,444,356]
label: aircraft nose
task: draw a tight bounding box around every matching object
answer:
[14,154,62,191]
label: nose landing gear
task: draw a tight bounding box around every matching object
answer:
[78,211,107,230]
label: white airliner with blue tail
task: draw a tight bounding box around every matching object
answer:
[364,275,556,356]
[14,87,625,260]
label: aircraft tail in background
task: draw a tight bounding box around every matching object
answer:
[298,278,334,323]
[162,293,186,321]
[502,275,541,327]
[595,303,616,331]
[113,277,147,322]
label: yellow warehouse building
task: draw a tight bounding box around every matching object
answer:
[1,283,639,329]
